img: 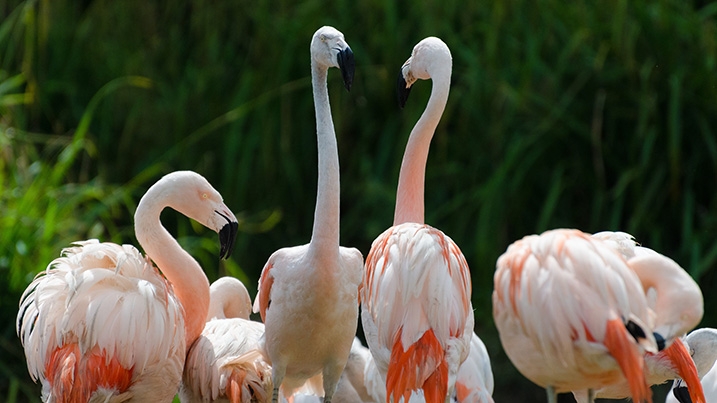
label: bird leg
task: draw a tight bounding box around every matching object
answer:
[546,385,558,403]
[587,389,595,403]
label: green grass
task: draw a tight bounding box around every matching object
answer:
[1,0,716,401]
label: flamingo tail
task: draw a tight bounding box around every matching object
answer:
[386,328,447,403]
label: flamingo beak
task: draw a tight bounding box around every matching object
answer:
[216,211,238,260]
[665,338,705,403]
[672,380,692,403]
[396,62,412,109]
[337,46,355,91]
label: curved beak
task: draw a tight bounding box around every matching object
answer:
[337,46,355,91]
[216,211,238,260]
[396,63,412,109]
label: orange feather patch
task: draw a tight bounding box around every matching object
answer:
[45,343,133,403]
[603,319,652,403]
[663,338,705,403]
[386,328,447,403]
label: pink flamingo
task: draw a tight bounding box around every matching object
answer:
[180,276,272,403]
[493,228,703,403]
[253,26,364,403]
[360,36,473,403]
[16,170,238,402]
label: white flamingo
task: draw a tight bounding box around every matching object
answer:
[17,170,238,402]
[251,26,363,403]
[360,36,473,403]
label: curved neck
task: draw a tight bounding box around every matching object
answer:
[309,60,340,256]
[134,191,210,348]
[393,71,450,226]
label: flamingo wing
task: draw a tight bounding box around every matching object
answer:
[17,240,185,401]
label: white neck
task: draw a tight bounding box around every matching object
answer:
[308,60,340,258]
[134,186,210,348]
[393,67,451,226]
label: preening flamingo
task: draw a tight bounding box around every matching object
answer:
[666,328,717,403]
[252,26,363,403]
[360,36,473,403]
[17,170,238,402]
[494,229,656,403]
[570,232,706,403]
[180,276,272,403]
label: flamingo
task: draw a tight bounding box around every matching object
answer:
[16,170,239,402]
[180,276,272,403]
[360,36,473,403]
[493,229,649,403]
[251,26,364,403]
[568,232,706,403]
[667,328,717,403]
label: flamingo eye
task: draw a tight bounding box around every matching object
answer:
[202,193,208,199]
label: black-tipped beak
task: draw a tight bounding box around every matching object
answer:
[397,69,411,109]
[337,46,355,91]
[217,212,238,260]
[654,332,666,351]
[673,381,692,403]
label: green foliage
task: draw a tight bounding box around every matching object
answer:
[1,0,716,401]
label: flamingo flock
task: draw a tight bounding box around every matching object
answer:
[15,25,710,403]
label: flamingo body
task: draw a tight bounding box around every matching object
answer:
[493,228,657,402]
[362,223,473,403]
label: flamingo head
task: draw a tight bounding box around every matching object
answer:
[397,36,452,108]
[311,26,355,91]
[158,171,239,260]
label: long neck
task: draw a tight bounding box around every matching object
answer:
[393,71,450,226]
[309,60,340,257]
[134,193,210,349]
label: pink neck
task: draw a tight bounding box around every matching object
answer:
[393,73,450,226]
[134,197,210,348]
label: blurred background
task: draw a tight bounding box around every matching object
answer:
[1,0,716,401]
